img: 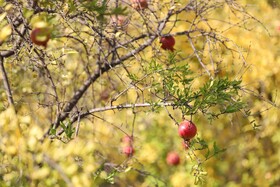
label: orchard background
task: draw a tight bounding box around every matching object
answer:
[0,0,280,186]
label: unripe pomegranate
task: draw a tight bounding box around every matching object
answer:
[123,146,134,157]
[166,152,180,166]
[30,27,50,48]
[160,36,175,51]
[131,0,148,10]
[178,120,197,140]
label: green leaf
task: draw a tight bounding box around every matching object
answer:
[49,128,56,135]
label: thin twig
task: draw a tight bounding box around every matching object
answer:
[188,36,213,79]
[74,112,81,138]
[71,102,174,123]
[0,56,15,107]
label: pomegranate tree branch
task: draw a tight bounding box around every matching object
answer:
[51,34,158,130]
[45,3,195,137]
[73,102,175,121]
[0,56,14,107]
[55,102,176,136]
[0,50,15,58]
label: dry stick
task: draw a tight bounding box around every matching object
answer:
[0,56,15,107]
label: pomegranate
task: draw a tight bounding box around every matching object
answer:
[131,0,148,10]
[160,36,175,51]
[123,146,134,157]
[166,152,180,166]
[178,120,197,140]
[30,28,50,48]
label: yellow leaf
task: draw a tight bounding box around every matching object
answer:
[0,12,7,22]
[65,49,78,54]
[3,171,17,182]
[31,167,50,179]
[64,164,78,176]
[4,3,13,11]
[0,24,12,42]
[115,31,122,38]
[5,145,17,155]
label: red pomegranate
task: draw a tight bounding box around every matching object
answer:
[160,36,175,51]
[178,120,197,140]
[30,28,50,48]
[166,152,180,166]
[123,146,134,157]
[131,0,148,10]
